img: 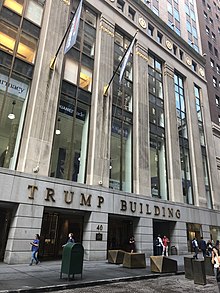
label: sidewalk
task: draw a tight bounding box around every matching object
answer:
[0,255,193,293]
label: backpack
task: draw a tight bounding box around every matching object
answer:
[155,238,159,246]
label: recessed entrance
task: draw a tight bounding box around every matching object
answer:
[0,205,14,261]
[107,215,137,253]
[39,208,85,260]
[153,219,176,255]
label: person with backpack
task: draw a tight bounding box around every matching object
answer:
[154,235,163,256]
[192,237,199,259]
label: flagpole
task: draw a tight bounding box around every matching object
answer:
[50,2,81,70]
[103,30,138,97]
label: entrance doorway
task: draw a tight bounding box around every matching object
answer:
[0,206,13,261]
[186,223,202,252]
[39,208,84,260]
[107,215,134,253]
[153,219,176,255]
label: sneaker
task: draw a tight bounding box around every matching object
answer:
[36,261,40,265]
[29,263,32,266]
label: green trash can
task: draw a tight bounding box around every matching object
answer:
[60,243,84,280]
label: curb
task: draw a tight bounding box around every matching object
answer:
[0,271,185,293]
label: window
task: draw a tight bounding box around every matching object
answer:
[206,26,210,35]
[216,95,220,106]
[214,48,219,58]
[210,18,213,25]
[211,59,214,67]
[173,44,177,55]
[109,30,134,192]
[3,0,24,15]
[117,0,125,12]
[149,53,168,200]
[157,31,163,43]
[217,64,220,74]
[174,8,180,21]
[148,24,154,37]
[218,115,220,124]
[204,11,208,19]
[194,85,212,208]
[167,2,173,14]
[0,68,30,169]
[175,73,194,204]
[50,5,97,183]
[212,32,216,41]
[192,60,197,71]
[207,4,211,11]
[185,4,190,15]
[186,21,192,33]
[213,76,217,87]
[128,6,135,20]
[208,41,213,52]
[179,49,183,60]
[25,0,43,26]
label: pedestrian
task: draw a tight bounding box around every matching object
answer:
[155,235,163,256]
[192,237,199,259]
[199,236,207,258]
[129,236,136,253]
[207,240,213,257]
[212,245,220,283]
[29,234,40,265]
[162,235,170,257]
[63,232,75,247]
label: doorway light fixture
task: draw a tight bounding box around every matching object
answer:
[55,118,61,135]
[8,101,16,120]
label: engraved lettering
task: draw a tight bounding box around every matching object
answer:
[28,185,38,199]
[80,193,91,206]
[154,206,160,216]
[45,188,55,202]
[97,196,104,208]
[64,190,74,204]
[120,200,127,211]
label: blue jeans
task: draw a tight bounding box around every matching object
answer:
[30,250,39,264]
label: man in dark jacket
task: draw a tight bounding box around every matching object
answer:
[199,236,207,258]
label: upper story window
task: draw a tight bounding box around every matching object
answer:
[214,47,219,58]
[117,0,125,12]
[148,23,154,37]
[211,58,214,67]
[167,2,173,14]
[157,31,163,44]
[208,41,213,52]
[190,10,196,21]
[217,64,220,74]
[179,49,183,60]
[128,6,135,21]
[212,32,216,41]
[204,11,208,19]
[210,17,213,25]
[216,95,220,106]
[186,21,192,33]
[206,26,210,35]
[207,4,211,11]
[192,60,197,71]
[174,8,180,21]
[213,76,217,87]
[3,0,44,26]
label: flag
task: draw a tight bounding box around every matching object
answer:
[64,0,83,54]
[119,34,136,83]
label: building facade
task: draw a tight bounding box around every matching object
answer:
[0,0,220,264]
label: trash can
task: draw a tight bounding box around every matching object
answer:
[170,246,177,255]
[60,243,84,280]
